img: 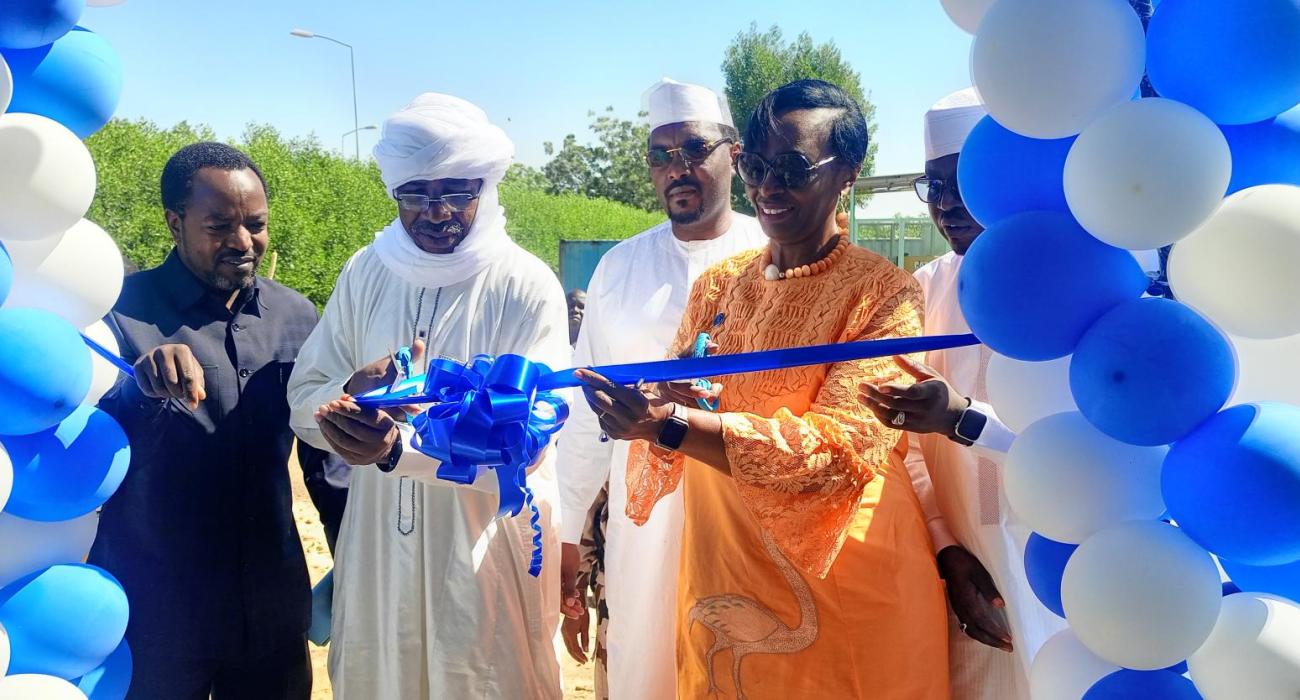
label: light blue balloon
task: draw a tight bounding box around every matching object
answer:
[957,211,1149,361]
[1,404,130,521]
[76,639,132,700]
[1148,0,1300,125]
[1024,532,1076,618]
[1164,403,1300,566]
[0,307,93,436]
[0,0,84,50]
[0,563,129,680]
[1083,669,1203,700]
[958,116,1075,227]
[1220,107,1300,193]
[1221,556,1300,604]
[0,242,12,306]
[1071,298,1236,446]
[1,26,122,138]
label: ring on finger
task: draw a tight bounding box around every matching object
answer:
[891,411,907,427]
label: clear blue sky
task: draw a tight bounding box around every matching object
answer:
[81,0,975,216]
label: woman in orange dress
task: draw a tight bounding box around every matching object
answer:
[576,79,949,699]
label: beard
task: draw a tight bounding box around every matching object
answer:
[668,204,705,224]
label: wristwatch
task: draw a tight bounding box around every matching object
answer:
[655,402,691,451]
[378,439,403,473]
[950,399,988,447]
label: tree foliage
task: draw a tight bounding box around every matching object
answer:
[542,107,657,212]
[721,24,879,211]
[85,119,661,307]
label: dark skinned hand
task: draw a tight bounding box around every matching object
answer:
[859,355,969,437]
[559,543,591,664]
[314,396,401,466]
[938,545,1013,652]
[133,343,206,409]
[652,339,722,407]
[576,369,673,443]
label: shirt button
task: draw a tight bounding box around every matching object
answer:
[232,324,244,332]
[239,368,251,378]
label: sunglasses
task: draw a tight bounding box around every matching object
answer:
[912,176,959,204]
[735,152,838,190]
[395,192,479,214]
[646,137,734,169]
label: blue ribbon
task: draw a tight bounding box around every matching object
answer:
[354,332,981,577]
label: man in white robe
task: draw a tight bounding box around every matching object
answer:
[861,88,1066,700]
[556,78,765,700]
[287,93,568,699]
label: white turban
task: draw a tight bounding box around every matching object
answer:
[372,92,515,193]
[924,87,988,162]
[370,93,519,288]
[643,78,734,131]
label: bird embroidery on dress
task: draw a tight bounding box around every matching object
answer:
[687,529,819,699]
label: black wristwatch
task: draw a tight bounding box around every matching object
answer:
[655,402,690,451]
[950,399,988,447]
[378,439,403,473]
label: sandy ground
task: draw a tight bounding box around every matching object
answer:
[288,461,596,699]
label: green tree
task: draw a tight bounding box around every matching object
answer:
[542,107,657,211]
[503,163,553,191]
[721,24,879,212]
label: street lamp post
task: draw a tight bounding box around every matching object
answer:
[291,28,362,159]
[342,125,378,158]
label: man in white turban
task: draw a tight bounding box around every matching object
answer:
[555,78,764,700]
[287,93,568,699]
[860,87,1066,700]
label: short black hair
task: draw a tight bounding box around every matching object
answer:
[743,79,868,171]
[160,142,268,215]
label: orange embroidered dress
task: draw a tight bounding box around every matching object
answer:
[627,245,950,699]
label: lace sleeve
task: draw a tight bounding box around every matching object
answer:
[722,276,925,578]
[624,267,724,525]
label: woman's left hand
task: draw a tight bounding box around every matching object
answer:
[576,369,673,442]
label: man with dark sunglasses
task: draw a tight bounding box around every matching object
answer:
[556,78,765,700]
[860,88,1064,700]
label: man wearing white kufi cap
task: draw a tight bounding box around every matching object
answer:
[556,77,764,700]
[861,87,1066,699]
[287,93,568,699]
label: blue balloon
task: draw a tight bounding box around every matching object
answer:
[0,307,93,436]
[0,242,12,306]
[1221,556,1300,603]
[1,27,122,138]
[958,116,1075,227]
[957,211,1148,361]
[1164,403,1300,566]
[1148,0,1300,125]
[1024,532,1076,618]
[1222,581,1243,596]
[1,404,130,521]
[1083,670,1203,700]
[76,639,132,700]
[1165,660,1190,675]
[1220,107,1300,193]
[0,563,129,679]
[1071,298,1236,446]
[0,0,84,50]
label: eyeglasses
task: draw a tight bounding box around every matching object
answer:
[646,137,734,169]
[395,192,479,213]
[735,152,838,189]
[913,176,959,204]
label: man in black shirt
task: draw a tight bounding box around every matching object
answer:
[89,142,342,699]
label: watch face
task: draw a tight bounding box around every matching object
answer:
[957,408,988,441]
[656,409,690,450]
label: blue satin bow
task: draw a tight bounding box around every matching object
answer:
[401,354,568,577]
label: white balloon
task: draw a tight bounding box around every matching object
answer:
[971,0,1145,139]
[0,512,99,590]
[985,353,1075,433]
[1063,521,1222,669]
[81,321,121,406]
[0,675,86,699]
[1065,98,1231,250]
[1231,333,1300,407]
[1004,412,1166,543]
[0,54,11,116]
[0,233,66,271]
[0,114,96,243]
[940,0,997,34]
[1189,594,1300,700]
[1170,185,1300,339]
[0,622,8,677]
[0,444,10,515]
[2,220,123,329]
[1029,629,1120,700]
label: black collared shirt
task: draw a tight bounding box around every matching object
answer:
[89,251,322,660]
